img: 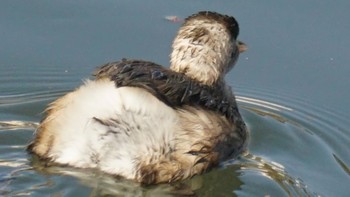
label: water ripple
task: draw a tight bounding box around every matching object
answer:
[0,90,68,107]
[0,120,39,131]
[232,86,349,196]
[237,153,320,197]
[0,84,349,196]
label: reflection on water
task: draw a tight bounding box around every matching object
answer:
[333,154,350,177]
[235,154,318,197]
[0,121,38,131]
[0,88,348,196]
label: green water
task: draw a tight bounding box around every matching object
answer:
[1,1,349,196]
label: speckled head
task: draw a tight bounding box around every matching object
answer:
[170,11,246,86]
[184,11,240,40]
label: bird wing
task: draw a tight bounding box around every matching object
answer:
[93,59,240,123]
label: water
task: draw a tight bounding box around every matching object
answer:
[1,1,349,196]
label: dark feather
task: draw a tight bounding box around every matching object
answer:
[94,59,243,124]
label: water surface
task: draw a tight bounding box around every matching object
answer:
[1,1,349,196]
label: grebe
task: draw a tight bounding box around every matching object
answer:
[28,11,247,184]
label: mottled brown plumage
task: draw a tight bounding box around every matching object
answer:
[93,59,247,184]
[184,11,240,40]
[28,11,247,185]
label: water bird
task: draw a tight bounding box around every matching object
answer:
[28,11,248,184]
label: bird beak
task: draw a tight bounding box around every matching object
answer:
[237,41,248,53]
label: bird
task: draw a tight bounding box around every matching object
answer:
[28,11,248,185]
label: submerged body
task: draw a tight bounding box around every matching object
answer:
[28,11,247,184]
